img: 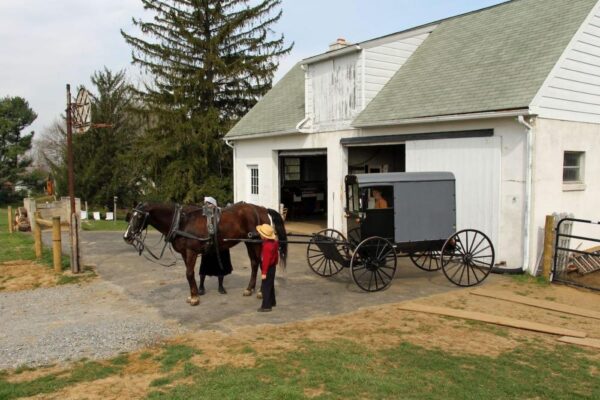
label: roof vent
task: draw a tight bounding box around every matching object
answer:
[329,37,349,51]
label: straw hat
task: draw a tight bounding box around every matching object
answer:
[256,224,276,240]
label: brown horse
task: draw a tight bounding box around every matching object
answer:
[123,202,287,306]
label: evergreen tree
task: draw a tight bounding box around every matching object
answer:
[0,96,37,203]
[121,0,292,203]
[73,68,142,208]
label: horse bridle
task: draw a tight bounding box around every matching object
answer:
[125,208,147,254]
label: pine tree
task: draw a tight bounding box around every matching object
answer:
[73,68,141,208]
[121,0,292,203]
[0,96,37,203]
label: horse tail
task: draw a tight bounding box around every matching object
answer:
[267,208,288,269]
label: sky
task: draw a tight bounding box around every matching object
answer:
[0,0,504,141]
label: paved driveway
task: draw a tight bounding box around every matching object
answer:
[59,230,487,331]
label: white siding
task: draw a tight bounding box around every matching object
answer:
[232,118,527,269]
[362,33,430,107]
[530,118,600,273]
[531,2,600,123]
[308,53,359,129]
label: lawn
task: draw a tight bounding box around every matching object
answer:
[0,333,597,399]
[0,208,69,270]
[81,219,129,231]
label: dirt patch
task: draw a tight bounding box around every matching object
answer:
[0,261,96,292]
[557,271,600,289]
[0,261,59,291]
[12,279,600,399]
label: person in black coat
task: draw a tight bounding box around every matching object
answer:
[198,249,232,295]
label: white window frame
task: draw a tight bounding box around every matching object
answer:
[247,165,259,201]
[562,151,586,191]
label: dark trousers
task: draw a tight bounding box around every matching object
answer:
[260,266,276,309]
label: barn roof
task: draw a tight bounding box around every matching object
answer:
[225,63,305,139]
[353,0,596,126]
[226,0,597,139]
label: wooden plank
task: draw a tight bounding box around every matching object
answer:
[558,336,600,349]
[397,303,587,338]
[471,289,600,320]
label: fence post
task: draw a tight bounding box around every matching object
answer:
[52,217,62,273]
[542,215,556,279]
[7,206,13,233]
[34,216,43,259]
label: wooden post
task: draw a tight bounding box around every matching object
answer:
[7,206,13,233]
[542,215,556,279]
[34,217,43,259]
[52,217,62,273]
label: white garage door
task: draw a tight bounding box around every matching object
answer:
[406,136,501,248]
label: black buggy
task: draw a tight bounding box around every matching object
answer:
[305,172,495,292]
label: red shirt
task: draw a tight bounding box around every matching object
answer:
[261,239,279,275]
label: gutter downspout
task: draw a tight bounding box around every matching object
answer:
[517,115,534,274]
[224,139,236,202]
[296,116,312,133]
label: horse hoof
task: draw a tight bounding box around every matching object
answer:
[186,296,200,306]
[198,288,206,296]
[243,289,253,297]
[219,287,227,295]
[257,292,263,299]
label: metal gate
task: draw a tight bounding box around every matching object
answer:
[552,217,600,291]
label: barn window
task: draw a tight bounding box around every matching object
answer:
[563,152,585,182]
[250,166,259,195]
[563,151,585,191]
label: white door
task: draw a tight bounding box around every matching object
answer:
[247,165,259,204]
[406,136,501,248]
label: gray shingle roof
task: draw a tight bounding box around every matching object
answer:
[353,0,596,126]
[225,63,304,138]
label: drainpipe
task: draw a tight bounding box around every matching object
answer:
[225,139,236,202]
[296,116,312,133]
[517,115,534,274]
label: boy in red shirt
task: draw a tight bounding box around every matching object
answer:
[256,224,278,312]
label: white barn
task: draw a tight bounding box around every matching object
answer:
[225,0,600,273]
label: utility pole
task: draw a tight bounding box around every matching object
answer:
[66,84,81,273]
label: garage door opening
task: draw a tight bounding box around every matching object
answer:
[348,144,405,174]
[279,151,327,223]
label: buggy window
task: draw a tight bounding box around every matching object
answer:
[364,186,393,210]
[347,182,360,213]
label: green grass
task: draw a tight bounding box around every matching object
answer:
[81,219,129,231]
[154,345,201,372]
[145,340,599,400]
[0,209,70,270]
[0,360,123,400]
[2,338,597,399]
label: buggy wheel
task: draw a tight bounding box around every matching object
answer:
[441,229,495,287]
[350,237,397,292]
[410,250,442,272]
[307,229,350,277]
[347,227,361,249]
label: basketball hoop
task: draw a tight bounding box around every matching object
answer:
[72,88,91,133]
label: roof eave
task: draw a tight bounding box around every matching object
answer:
[353,108,533,128]
[223,128,302,141]
[302,45,362,65]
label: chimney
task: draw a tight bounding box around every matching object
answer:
[329,37,349,51]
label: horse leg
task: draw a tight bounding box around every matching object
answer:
[184,250,200,306]
[243,243,260,296]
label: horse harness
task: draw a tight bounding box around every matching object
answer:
[132,204,225,269]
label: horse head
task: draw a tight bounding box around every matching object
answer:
[123,203,149,245]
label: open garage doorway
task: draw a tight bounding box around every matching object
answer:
[279,150,327,228]
[348,144,406,174]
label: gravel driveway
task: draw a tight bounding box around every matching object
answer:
[0,229,483,368]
